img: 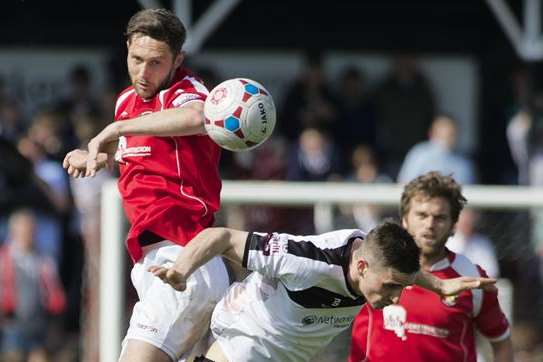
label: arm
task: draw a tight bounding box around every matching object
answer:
[85,102,205,176]
[116,103,206,137]
[149,227,249,291]
[414,270,496,296]
[491,337,514,362]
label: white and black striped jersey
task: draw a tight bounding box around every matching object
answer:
[210,229,366,362]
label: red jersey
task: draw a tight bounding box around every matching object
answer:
[114,67,221,262]
[349,250,510,362]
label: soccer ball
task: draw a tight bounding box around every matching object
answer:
[204,78,276,151]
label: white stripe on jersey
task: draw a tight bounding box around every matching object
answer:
[115,89,136,117]
[183,75,209,95]
[450,254,483,317]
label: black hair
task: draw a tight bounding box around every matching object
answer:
[366,221,420,275]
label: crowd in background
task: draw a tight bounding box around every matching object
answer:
[0,52,542,361]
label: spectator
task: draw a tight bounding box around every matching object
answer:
[0,137,53,235]
[17,133,70,265]
[0,209,66,362]
[446,208,500,278]
[279,51,339,141]
[374,54,436,177]
[507,91,543,248]
[397,115,477,185]
[512,321,543,362]
[0,100,27,142]
[287,127,343,182]
[340,144,392,231]
[57,65,100,120]
[335,66,377,158]
[233,138,291,232]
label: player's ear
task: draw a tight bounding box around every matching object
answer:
[401,217,408,229]
[357,259,369,277]
[449,224,456,237]
[174,51,184,69]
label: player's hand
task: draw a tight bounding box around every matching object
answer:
[63,149,89,178]
[440,276,497,297]
[148,266,188,291]
[86,123,120,177]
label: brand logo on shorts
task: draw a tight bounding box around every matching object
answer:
[136,323,159,334]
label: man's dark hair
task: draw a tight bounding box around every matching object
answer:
[400,171,467,224]
[125,8,186,54]
[366,221,420,275]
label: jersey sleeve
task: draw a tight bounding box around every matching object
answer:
[168,77,209,109]
[242,232,327,289]
[474,267,511,341]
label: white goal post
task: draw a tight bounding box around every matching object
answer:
[99,180,543,361]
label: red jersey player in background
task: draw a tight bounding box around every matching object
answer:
[62,9,230,362]
[349,171,513,362]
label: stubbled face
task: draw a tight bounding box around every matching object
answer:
[127,35,182,99]
[402,195,454,260]
[357,262,416,309]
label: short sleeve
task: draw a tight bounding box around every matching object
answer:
[168,78,209,109]
[474,267,511,341]
[243,232,306,280]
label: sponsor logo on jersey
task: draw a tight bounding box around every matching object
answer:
[383,304,449,340]
[115,136,152,161]
[172,93,201,107]
[263,234,288,256]
[301,314,354,328]
[383,305,407,340]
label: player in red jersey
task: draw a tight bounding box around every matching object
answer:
[349,171,513,362]
[62,9,229,362]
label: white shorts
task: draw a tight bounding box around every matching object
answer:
[122,241,230,361]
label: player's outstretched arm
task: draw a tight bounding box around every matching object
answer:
[149,227,249,291]
[415,270,497,296]
[85,103,205,177]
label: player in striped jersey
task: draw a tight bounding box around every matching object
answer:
[150,222,495,362]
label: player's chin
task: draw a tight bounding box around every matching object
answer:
[135,85,156,99]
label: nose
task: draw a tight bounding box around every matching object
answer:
[424,216,436,229]
[138,62,151,80]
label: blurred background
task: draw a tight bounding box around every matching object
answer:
[1,0,543,361]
